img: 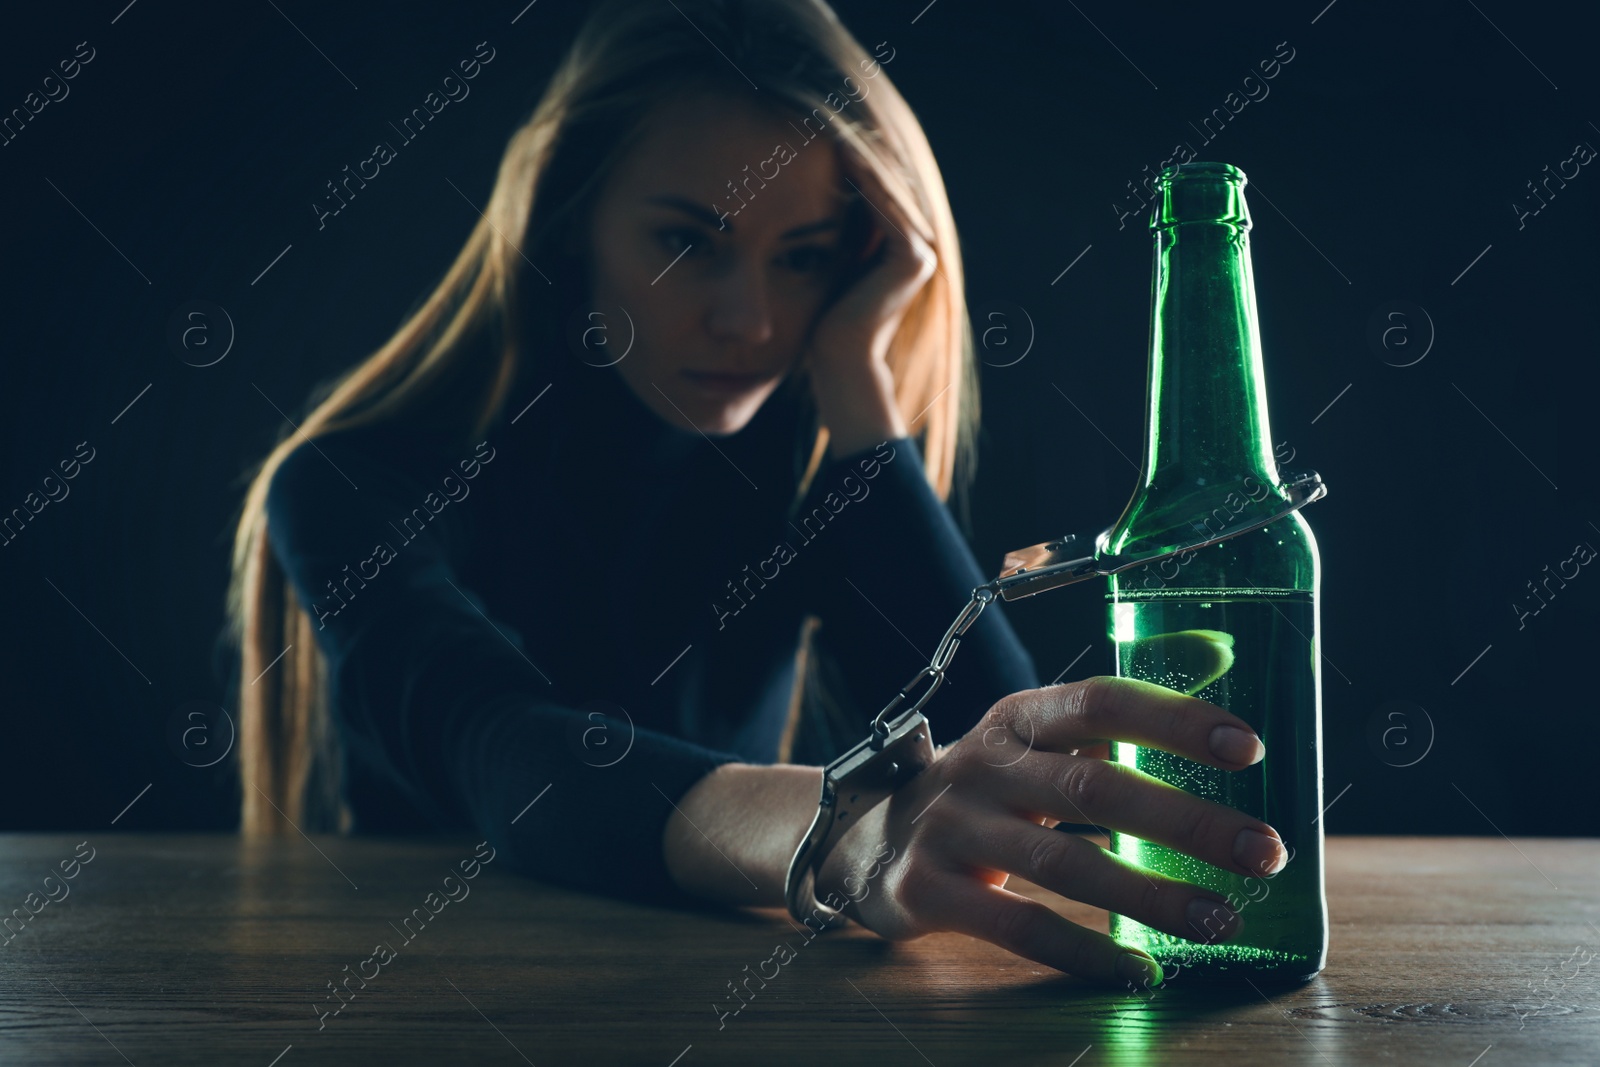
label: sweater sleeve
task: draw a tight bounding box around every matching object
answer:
[263,435,747,908]
[787,436,1041,748]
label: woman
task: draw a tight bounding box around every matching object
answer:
[227,0,1285,990]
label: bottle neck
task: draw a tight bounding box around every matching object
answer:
[1138,216,1279,500]
[1105,164,1287,560]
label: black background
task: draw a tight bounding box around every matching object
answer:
[1,0,1593,837]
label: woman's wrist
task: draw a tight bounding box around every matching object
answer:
[662,762,825,909]
[811,357,908,460]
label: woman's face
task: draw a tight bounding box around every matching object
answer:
[584,92,851,436]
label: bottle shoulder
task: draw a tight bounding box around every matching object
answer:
[1110,507,1319,597]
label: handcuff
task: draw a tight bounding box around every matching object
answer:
[783,468,1328,928]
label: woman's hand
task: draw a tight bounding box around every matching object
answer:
[811,673,1283,988]
[801,153,935,459]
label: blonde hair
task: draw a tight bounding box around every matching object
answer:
[226,0,980,835]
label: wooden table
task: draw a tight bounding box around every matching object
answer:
[0,834,1594,1065]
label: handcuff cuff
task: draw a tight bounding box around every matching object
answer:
[783,468,1328,928]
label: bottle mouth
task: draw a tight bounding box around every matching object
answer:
[1164,161,1246,182]
[1153,161,1251,229]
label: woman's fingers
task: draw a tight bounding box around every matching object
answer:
[981,675,1265,770]
[908,866,1165,988]
[976,748,1285,878]
[839,674,1290,982]
[945,819,1243,945]
[838,153,935,292]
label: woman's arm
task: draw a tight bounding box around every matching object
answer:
[801,154,925,462]
[264,432,751,907]
[661,762,822,908]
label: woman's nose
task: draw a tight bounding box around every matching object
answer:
[705,262,774,348]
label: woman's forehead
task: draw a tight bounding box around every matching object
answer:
[608,95,848,225]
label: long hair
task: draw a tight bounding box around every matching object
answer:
[225,0,981,835]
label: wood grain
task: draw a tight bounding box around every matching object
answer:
[0,834,1594,1065]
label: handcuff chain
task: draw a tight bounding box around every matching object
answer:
[867,583,998,741]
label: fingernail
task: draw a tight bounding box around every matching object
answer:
[1209,725,1264,765]
[1233,828,1286,875]
[1114,951,1163,990]
[1186,897,1242,942]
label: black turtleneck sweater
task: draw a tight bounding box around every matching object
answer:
[264,356,1038,907]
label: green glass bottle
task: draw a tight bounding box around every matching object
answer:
[1104,162,1327,982]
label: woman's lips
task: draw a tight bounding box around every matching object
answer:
[680,370,772,394]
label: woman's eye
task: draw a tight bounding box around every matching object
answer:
[780,245,837,273]
[656,228,704,256]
